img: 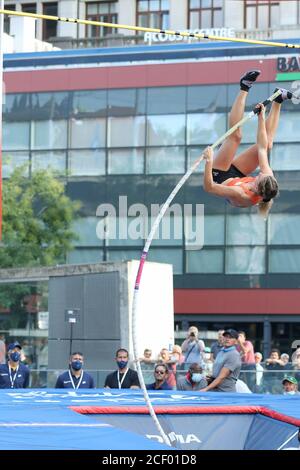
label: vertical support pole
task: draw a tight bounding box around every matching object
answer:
[263,317,271,359]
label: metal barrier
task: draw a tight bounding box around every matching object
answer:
[26,365,300,393]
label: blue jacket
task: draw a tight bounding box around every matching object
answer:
[55,370,95,389]
[0,363,30,388]
[146,381,172,390]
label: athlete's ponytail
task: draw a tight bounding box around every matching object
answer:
[257,175,278,219]
[257,199,273,219]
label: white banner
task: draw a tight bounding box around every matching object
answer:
[144,28,235,45]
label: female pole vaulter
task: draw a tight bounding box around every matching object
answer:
[203,70,292,217]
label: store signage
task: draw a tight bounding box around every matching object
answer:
[277,56,300,73]
[276,55,300,81]
[144,28,235,45]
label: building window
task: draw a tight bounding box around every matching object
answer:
[22,3,36,13]
[42,2,58,41]
[2,121,30,151]
[188,0,223,29]
[2,152,29,178]
[22,4,37,36]
[31,120,67,150]
[244,0,280,30]
[3,3,15,34]
[137,0,170,30]
[269,249,300,273]
[86,1,118,37]
[226,247,266,275]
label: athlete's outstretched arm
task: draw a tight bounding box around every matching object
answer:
[203,146,215,192]
[203,147,238,199]
[256,104,273,176]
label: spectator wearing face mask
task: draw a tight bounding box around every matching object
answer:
[55,352,95,389]
[0,342,30,389]
[282,376,300,395]
[104,348,140,389]
[176,363,207,391]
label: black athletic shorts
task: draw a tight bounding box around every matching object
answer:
[212,164,246,184]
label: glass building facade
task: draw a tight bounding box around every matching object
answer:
[3,80,300,285]
[2,42,300,358]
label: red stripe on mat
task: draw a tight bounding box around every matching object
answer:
[70,405,300,427]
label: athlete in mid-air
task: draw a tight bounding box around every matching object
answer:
[203,70,292,217]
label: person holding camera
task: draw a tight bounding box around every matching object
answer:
[181,326,205,369]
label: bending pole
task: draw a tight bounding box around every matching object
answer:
[0,9,300,49]
[132,88,282,447]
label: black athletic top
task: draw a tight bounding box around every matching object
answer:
[104,368,140,389]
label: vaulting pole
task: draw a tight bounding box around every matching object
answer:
[132,89,282,447]
[0,7,295,446]
[0,8,300,49]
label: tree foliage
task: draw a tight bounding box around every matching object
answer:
[0,168,80,268]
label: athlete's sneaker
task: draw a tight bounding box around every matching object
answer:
[274,87,293,103]
[240,70,261,92]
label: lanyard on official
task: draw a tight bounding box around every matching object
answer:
[8,365,19,389]
[117,369,128,389]
[68,370,83,389]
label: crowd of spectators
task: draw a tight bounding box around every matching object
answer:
[139,327,300,394]
[0,329,299,393]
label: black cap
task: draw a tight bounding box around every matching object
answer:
[223,329,239,339]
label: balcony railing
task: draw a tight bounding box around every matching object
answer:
[48,33,145,50]
[48,24,300,50]
[235,24,300,41]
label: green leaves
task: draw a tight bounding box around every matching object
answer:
[0,168,80,269]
